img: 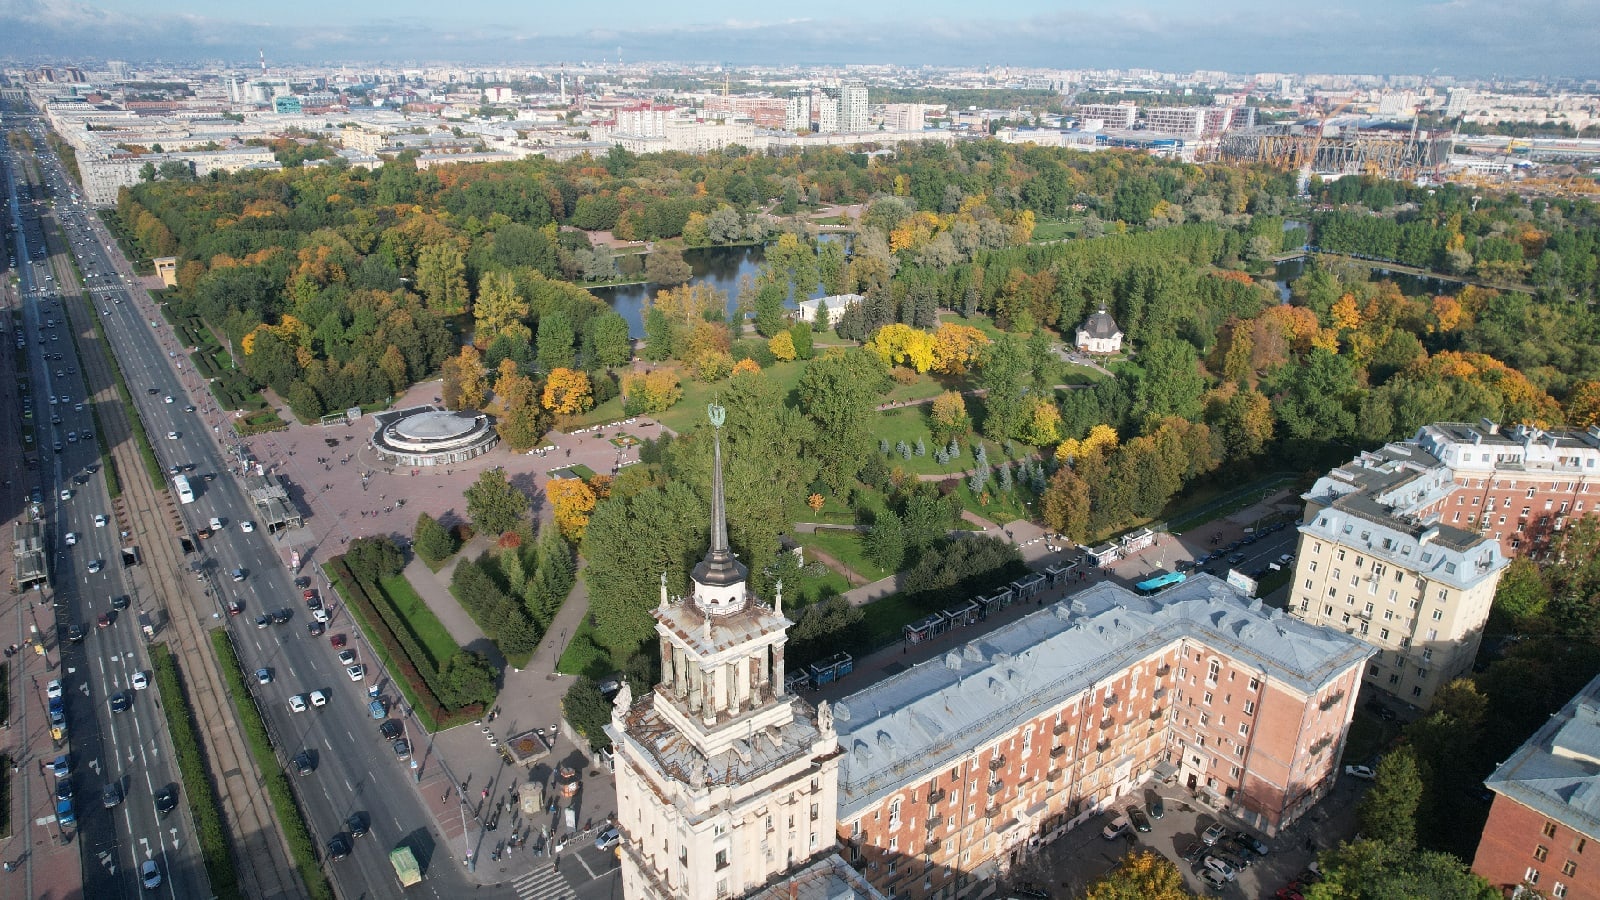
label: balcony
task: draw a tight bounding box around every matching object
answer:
[1318,690,1347,712]
[1152,686,1166,700]
[987,780,1005,796]
[926,815,941,831]
[1048,767,1063,781]
[1053,721,1071,736]
[1308,735,1333,755]
[985,805,1002,820]
[989,756,1007,772]
[924,840,941,855]
[927,788,946,804]
[1156,664,1171,677]
[1099,716,1115,731]
[1103,695,1119,709]
[1050,745,1066,758]
[1096,739,1111,753]
[1150,707,1166,721]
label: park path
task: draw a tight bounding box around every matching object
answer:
[401,548,503,669]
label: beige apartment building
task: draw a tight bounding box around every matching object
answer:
[1288,432,1511,709]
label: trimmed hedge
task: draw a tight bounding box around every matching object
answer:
[149,643,243,900]
[325,559,483,732]
[210,630,331,900]
[0,753,11,839]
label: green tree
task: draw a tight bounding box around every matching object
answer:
[753,279,787,337]
[441,650,497,708]
[589,312,633,368]
[1306,838,1497,900]
[413,512,458,565]
[979,333,1033,442]
[1490,557,1549,632]
[862,512,906,572]
[537,310,576,372]
[645,248,692,286]
[797,350,888,492]
[464,468,530,537]
[562,677,614,750]
[473,271,528,341]
[788,320,815,360]
[1358,745,1424,851]
[344,535,405,580]
[416,242,469,312]
[1133,339,1206,424]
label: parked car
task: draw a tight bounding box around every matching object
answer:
[379,720,403,741]
[1344,764,1377,780]
[1126,805,1151,833]
[1202,822,1229,845]
[1100,814,1131,840]
[1148,795,1165,819]
[1232,831,1269,856]
[1202,854,1237,882]
[595,826,622,852]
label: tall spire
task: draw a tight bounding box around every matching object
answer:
[691,401,749,606]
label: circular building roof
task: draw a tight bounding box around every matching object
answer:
[391,410,480,444]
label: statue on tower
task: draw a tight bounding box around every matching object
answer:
[817,699,834,737]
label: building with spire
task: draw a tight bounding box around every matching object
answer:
[608,404,874,900]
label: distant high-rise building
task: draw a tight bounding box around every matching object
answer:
[107,60,128,81]
[816,88,841,133]
[840,81,869,132]
[614,103,671,138]
[1078,102,1137,129]
[786,89,813,132]
[880,102,925,132]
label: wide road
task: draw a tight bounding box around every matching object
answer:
[4,126,206,899]
[28,125,481,899]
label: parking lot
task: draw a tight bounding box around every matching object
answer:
[1006,772,1370,898]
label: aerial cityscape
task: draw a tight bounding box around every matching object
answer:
[4,4,1600,900]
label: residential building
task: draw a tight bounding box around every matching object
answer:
[1474,673,1600,900]
[1077,102,1138,130]
[1142,106,1208,137]
[1410,422,1600,559]
[614,103,672,139]
[1075,307,1123,354]
[817,88,841,134]
[836,579,1372,899]
[1288,436,1510,709]
[702,95,787,129]
[880,103,927,132]
[786,89,813,132]
[840,81,870,133]
[608,408,853,900]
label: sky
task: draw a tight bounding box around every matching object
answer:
[1,0,1597,78]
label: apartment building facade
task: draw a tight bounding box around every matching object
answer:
[840,81,870,133]
[1474,673,1600,900]
[1077,102,1138,129]
[1288,435,1510,709]
[834,579,1371,900]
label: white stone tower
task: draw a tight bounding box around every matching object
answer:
[608,403,841,900]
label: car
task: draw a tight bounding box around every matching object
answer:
[369,698,388,719]
[379,720,403,741]
[230,567,245,582]
[1344,764,1377,780]
[208,517,223,531]
[1126,805,1151,833]
[1101,814,1131,840]
[255,614,271,629]
[59,487,71,500]
[166,431,178,440]
[1202,822,1229,845]
[86,558,104,573]
[346,812,369,838]
[94,514,107,527]
[147,388,159,395]
[271,608,291,624]
[312,608,330,624]
[112,595,130,610]
[102,782,123,808]
[1232,831,1269,856]
[1364,699,1397,721]
[327,834,351,861]
[346,664,365,682]
[154,785,179,816]
[55,776,73,802]
[97,611,112,628]
[1276,888,1305,900]
[1199,868,1229,890]
[184,405,195,412]
[110,691,131,713]
[293,750,315,776]
[307,621,326,637]
[256,668,272,685]
[310,690,328,708]
[47,678,63,700]
[131,671,149,691]
[51,754,71,778]
[288,694,308,713]
[228,599,244,616]
[163,395,173,404]
[338,649,357,666]
[595,826,621,852]
[393,739,412,760]
[1227,552,1246,565]
[1182,841,1207,863]
[140,859,162,890]
[241,520,254,532]
[66,624,86,643]
[304,588,320,607]
[1148,796,1165,819]
[1201,855,1237,882]
[50,706,67,727]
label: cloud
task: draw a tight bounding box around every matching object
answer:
[1,0,1596,76]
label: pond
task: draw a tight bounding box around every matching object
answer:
[1271,256,1465,303]
[590,240,839,337]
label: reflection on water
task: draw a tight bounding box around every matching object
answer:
[590,240,839,337]
[1272,257,1465,303]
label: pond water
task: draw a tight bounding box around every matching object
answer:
[591,241,838,338]
[1271,256,1465,303]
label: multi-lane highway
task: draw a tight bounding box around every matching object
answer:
[4,121,203,898]
[19,118,484,899]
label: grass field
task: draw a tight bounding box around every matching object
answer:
[1030,219,1080,242]
[556,616,613,678]
[859,592,929,648]
[375,574,460,669]
[799,527,891,582]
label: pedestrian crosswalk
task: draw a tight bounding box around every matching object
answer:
[511,863,576,900]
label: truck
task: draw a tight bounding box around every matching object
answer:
[390,846,421,887]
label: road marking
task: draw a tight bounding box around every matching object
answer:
[511,864,577,900]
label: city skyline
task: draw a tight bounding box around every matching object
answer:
[2,0,1598,78]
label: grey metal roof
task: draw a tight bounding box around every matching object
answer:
[1080,308,1121,339]
[831,576,1372,818]
[1486,673,1600,841]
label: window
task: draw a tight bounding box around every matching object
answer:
[889,799,901,828]
[1248,677,1259,692]
[1203,691,1213,706]
[1536,845,1550,862]
[1554,883,1568,899]
[1433,609,1444,621]
[1238,722,1249,737]
[1562,860,1576,877]
[1527,867,1541,885]
[1575,838,1587,855]
[1243,701,1255,716]
[1207,660,1220,684]
[716,849,730,870]
[1337,549,1347,561]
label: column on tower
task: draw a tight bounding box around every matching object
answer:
[773,643,786,696]
[660,635,675,694]
[688,662,704,713]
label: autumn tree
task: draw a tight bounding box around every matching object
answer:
[416,241,469,312]
[542,368,594,416]
[621,370,683,414]
[1082,850,1194,900]
[930,322,990,375]
[1021,397,1063,446]
[929,391,972,444]
[868,323,936,373]
[1040,466,1090,541]
[473,271,528,342]
[546,477,599,541]
[441,345,488,410]
[769,331,797,362]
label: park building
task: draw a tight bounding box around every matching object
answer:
[1075,307,1123,355]
[609,408,1374,900]
[369,406,499,468]
[1287,432,1511,710]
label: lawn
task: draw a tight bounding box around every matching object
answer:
[1030,218,1079,242]
[954,478,1038,525]
[869,403,1040,480]
[859,592,931,648]
[791,567,851,605]
[799,527,891,582]
[556,616,614,679]
[374,574,460,669]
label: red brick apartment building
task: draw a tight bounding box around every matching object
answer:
[832,577,1372,900]
[1475,674,1600,900]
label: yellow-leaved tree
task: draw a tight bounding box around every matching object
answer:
[541,368,593,416]
[546,477,598,541]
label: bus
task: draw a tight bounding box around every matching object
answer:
[172,474,194,504]
[1135,571,1187,595]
